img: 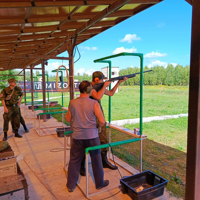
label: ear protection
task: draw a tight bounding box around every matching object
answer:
[94,77,99,83]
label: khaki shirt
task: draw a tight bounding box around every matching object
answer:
[0,86,23,106]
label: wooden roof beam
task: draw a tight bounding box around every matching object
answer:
[0,0,115,8]
[128,0,162,3]
[0,54,70,60]
[185,0,192,5]
[23,0,132,68]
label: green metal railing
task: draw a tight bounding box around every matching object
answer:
[85,138,141,154]
[37,110,66,116]
[34,107,62,111]
[94,52,144,173]
[35,110,68,136]
[94,52,144,136]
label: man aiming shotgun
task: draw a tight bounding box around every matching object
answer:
[93,70,153,91]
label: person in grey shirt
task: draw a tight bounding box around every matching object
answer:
[65,80,109,192]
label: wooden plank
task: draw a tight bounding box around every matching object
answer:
[128,0,161,3]
[19,0,131,69]
[184,0,192,5]
[185,1,200,200]
[0,0,114,8]
[0,54,70,60]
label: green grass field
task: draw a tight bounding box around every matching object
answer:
[12,85,189,198]
[23,85,188,121]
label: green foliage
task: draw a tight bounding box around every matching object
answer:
[119,64,189,86]
[0,70,18,89]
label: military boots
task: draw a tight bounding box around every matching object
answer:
[14,129,22,138]
[101,152,118,170]
[3,132,7,141]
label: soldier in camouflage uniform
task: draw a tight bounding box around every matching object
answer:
[0,78,23,141]
[79,71,127,176]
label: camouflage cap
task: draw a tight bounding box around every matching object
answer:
[92,71,107,80]
[8,78,17,83]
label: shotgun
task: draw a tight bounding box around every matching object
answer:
[93,70,152,91]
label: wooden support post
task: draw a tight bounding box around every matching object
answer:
[42,59,46,122]
[23,69,26,105]
[69,55,74,101]
[186,1,200,200]
[30,67,34,111]
[67,37,76,100]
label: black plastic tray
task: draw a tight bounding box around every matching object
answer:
[28,105,39,110]
[120,170,168,200]
[37,114,51,119]
[49,101,58,106]
[56,127,71,137]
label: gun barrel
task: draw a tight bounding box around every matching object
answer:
[108,70,152,82]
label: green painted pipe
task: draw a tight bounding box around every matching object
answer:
[64,131,73,135]
[93,60,112,123]
[34,107,62,111]
[94,52,143,135]
[38,111,67,116]
[85,138,141,154]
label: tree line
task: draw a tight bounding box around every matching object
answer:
[0,64,190,89]
[119,64,190,86]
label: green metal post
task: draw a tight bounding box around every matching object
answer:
[94,52,144,131]
[139,55,143,136]
[94,52,144,172]
[93,60,112,123]
[61,71,64,107]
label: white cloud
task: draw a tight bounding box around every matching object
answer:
[113,47,137,54]
[76,68,85,75]
[79,46,97,51]
[45,62,69,76]
[157,22,165,27]
[76,68,95,76]
[91,47,97,50]
[120,34,141,43]
[144,51,167,58]
[86,69,95,76]
[148,60,168,68]
[171,63,178,67]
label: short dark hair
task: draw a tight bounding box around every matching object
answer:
[79,80,92,94]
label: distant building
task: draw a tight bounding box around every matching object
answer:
[101,67,119,93]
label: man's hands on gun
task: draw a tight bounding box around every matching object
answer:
[103,81,112,88]
[103,77,127,87]
[118,77,128,84]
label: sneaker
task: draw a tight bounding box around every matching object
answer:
[96,180,109,190]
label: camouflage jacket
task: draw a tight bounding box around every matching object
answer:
[0,86,23,106]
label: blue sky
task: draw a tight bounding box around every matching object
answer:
[46,0,192,76]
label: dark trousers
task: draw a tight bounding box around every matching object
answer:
[11,107,25,130]
[3,105,20,132]
[96,112,107,153]
[67,137,104,190]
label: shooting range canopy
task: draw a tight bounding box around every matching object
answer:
[0,0,169,71]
